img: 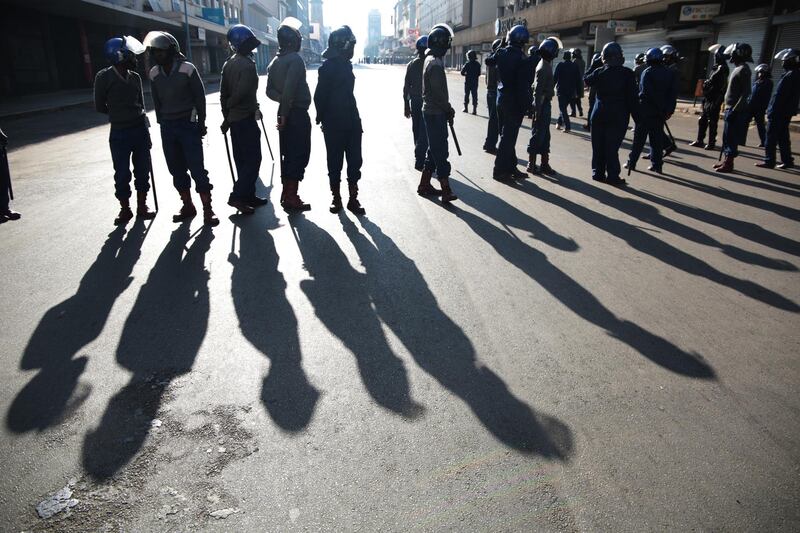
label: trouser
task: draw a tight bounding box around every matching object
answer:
[483,90,499,149]
[748,111,767,146]
[279,108,312,181]
[570,94,584,115]
[697,99,722,145]
[528,100,552,156]
[423,113,450,179]
[764,115,793,166]
[494,101,524,174]
[323,122,363,186]
[109,122,151,200]
[629,115,665,168]
[464,83,478,107]
[587,92,596,129]
[159,119,211,193]
[722,108,748,157]
[556,94,572,130]
[410,95,427,169]
[229,115,262,201]
[591,116,629,180]
[0,146,10,212]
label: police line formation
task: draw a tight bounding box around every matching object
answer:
[0,18,798,226]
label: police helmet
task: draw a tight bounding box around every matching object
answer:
[415,36,428,54]
[660,44,679,64]
[724,42,753,63]
[753,63,771,77]
[323,25,357,59]
[507,25,530,48]
[538,38,559,61]
[278,16,303,53]
[491,38,502,52]
[466,49,477,61]
[601,42,623,67]
[563,50,572,61]
[708,43,726,64]
[104,36,145,66]
[227,24,261,54]
[528,44,539,58]
[645,47,663,65]
[144,31,180,54]
[774,48,800,69]
[427,24,453,56]
[571,48,582,58]
[634,52,645,65]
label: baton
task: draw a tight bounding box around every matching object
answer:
[664,121,676,147]
[147,152,158,212]
[223,131,236,186]
[259,116,274,161]
[448,120,462,156]
[1,146,12,201]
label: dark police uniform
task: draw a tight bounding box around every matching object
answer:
[528,58,554,159]
[483,57,500,151]
[695,60,729,147]
[403,56,427,169]
[584,64,638,182]
[627,63,677,171]
[491,45,532,177]
[422,53,454,182]
[314,55,363,187]
[461,58,481,111]
[763,67,800,167]
[554,57,579,131]
[570,54,586,116]
[722,63,751,158]
[747,76,772,146]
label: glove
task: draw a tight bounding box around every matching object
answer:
[220,120,229,134]
[404,102,411,118]
[277,115,287,130]
[315,116,321,126]
[255,109,263,121]
[446,107,455,122]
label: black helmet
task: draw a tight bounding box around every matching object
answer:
[634,52,645,65]
[562,50,572,61]
[415,36,428,54]
[538,38,559,61]
[278,17,303,53]
[507,25,530,48]
[227,24,260,54]
[724,42,752,63]
[645,47,663,65]
[144,31,180,54]
[660,44,679,64]
[754,63,771,77]
[466,49,477,61]
[571,48,582,58]
[323,25,356,59]
[528,44,539,58]
[775,48,800,69]
[491,39,502,52]
[427,24,453,57]
[709,43,726,65]
[601,42,623,67]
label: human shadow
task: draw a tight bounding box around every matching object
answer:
[290,217,422,418]
[535,173,796,272]
[229,202,319,431]
[499,177,799,313]
[443,198,716,379]
[82,224,213,480]
[6,221,149,433]
[340,216,573,458]
[668,159,800,200]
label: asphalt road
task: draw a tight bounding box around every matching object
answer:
[1,64,799,532]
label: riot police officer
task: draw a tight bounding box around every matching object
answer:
[221,24,264,215]
[482,39,502,154]
[747,64,772,147]
[584,42,638,185]
[145,31,218,226]
[757,48,800,169]
[625,47,677,174]
[570,48,586,117]
[659,44,680,157]
[715,42,753,173]
[584,52,602,132]
[490,25,531,181]
[461,50,481,114]
[404,36,431,173]
[633,53,647,89]
[314,25,365,215]
[527,37,559,175]
[0,127,20,222]
[554,50,580,132]
[267,17,312,211]
[689,44,728,150]
[94,35,156,225]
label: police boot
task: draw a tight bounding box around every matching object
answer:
[346,182,366,215]
[439,177,457,203]
[526,154,538,174]
[512,167,528,180]
[0,208,21,221]
[114,199,134,226]
[417,168,442,196]
[280,178,288,207]
[228,196,256,215]
[472,105,477,115]
[199,191,220,226]
[172,189,197,222]
[329,183,343,213]
[463,103,468,113]
[689,140,705,148]
[704,143,716,151]
[539,154,555,175]
[715,154,735,173]
[282,180,311,212]
[136,191,156,220]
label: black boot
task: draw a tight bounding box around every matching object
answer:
[172,189,197,222]
[329,183,343,213]
[115,198,134,226]
[346,182,366,215]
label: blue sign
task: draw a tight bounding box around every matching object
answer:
[202,7,225,26]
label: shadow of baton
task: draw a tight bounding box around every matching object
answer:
[259,116,274,161]
[448,120,462,156]
[147,153,158,211]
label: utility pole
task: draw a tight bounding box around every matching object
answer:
[183,0,193,62]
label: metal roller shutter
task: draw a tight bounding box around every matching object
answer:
[715,18,768,67]
[616,30,669,69]
[770,22,800,87]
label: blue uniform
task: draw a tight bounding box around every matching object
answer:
[747,78,772,146]
[483,59,500,151]
[764,68,800,166]
[314,56,363,186]
[554,59,580,131]
[404,57,427,169]
[627,64,677,170]
[491,46,533,175]
[584,65,638,181]
[722,64,751,157]
[696,61,728,147]
[461,60,481,109]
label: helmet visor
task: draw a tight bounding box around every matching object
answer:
[548,36,563,50]
[281,16,303,31]
[708,43,723,54]
[774,48,796,61]
[434,23,454,37]
[124,35,146,55]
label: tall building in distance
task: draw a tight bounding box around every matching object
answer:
[365,8,382,58]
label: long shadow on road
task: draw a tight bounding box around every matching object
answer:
[6,221,148,433]
[341,215,573,458]
[82,224,213,480]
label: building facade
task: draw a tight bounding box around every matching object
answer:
[365,9,382,59]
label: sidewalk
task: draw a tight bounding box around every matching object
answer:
[0,76,221,121]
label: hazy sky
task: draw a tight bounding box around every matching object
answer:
[322,0,396,47]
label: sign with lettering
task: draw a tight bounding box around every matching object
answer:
[679,4,721,22]
[495,17,528,37]
[607,20,637,34]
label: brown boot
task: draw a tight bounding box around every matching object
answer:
[346,182,366,215]
[282,180,311,212]
[329,183,343,213]
[114,199,134,226]
[417,168,442,196]
[172,189,197,222]
[526,154,538,174]
[539,153,555,175]
[136,191,156,220]
[199,191,220,226]
[440,176,457,203]
[715,154,735,173]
